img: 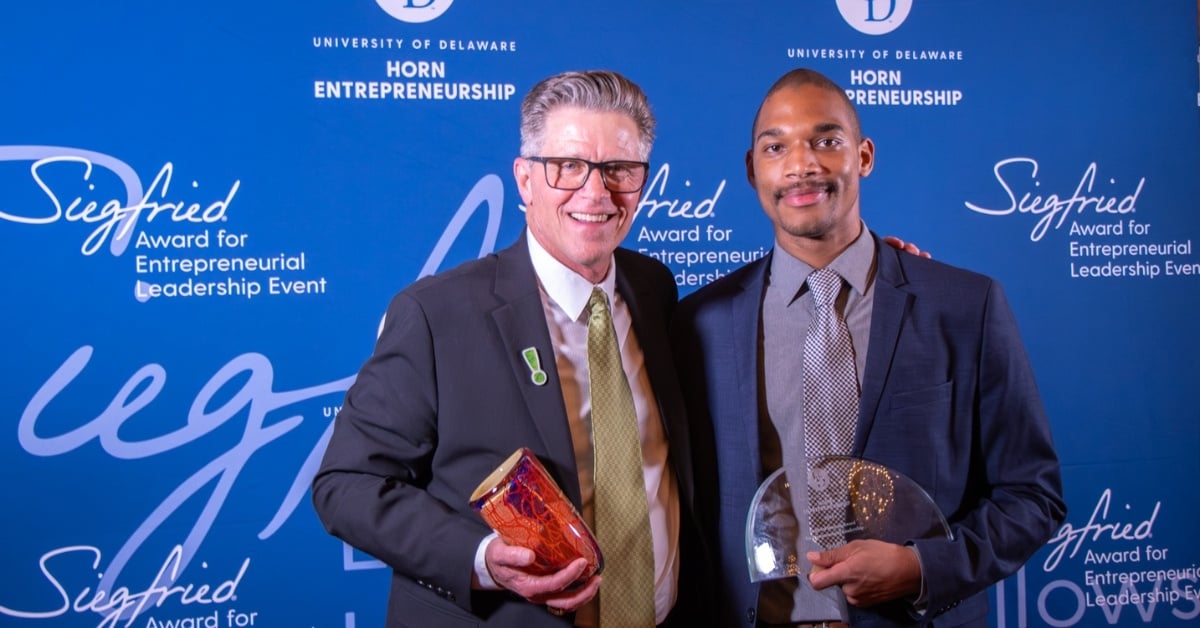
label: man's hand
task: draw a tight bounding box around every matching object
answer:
[484,537,601,613]
[883,236,932,259]
[807,539,921,608]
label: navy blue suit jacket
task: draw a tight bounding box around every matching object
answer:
[313,235,709,626]
[673,233,1065,627]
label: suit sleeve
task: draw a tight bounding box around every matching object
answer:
[311,291,489,612]
[912,279,1067,616]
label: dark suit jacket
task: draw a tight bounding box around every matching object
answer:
[672,233,1065,627]
[313,235,709,626]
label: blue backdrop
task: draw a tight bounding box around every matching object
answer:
[3,1,1199,626]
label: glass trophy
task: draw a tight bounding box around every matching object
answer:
[746,455,952,582]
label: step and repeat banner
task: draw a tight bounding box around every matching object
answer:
[3,2,1199,627]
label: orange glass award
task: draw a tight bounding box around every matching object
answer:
[469,448,604,581]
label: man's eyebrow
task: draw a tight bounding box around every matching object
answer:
[754,127,783,143]
[754,122,846,144]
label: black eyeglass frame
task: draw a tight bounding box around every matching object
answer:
[523,156,651,193]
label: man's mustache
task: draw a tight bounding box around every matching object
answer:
[774,181,835,201]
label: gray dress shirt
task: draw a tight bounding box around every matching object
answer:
[758,224,876,624]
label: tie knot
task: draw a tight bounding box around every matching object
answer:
[587,287,610,322]
[807,268,842,307]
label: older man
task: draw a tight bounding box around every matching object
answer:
[313,70,708,627]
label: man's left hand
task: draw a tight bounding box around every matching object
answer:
[807,539,921,607]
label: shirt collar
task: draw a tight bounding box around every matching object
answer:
[526,229,617,320]
[769,221,876,303]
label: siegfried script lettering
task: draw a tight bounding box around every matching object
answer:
[964,158,1144,242]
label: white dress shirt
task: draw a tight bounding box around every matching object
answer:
[474,232,679,625]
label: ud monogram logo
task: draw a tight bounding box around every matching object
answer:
[376,0,455,23]
[836,0,913,35]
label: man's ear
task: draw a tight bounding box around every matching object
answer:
[745,149,756,188]
[858,137,876,178]
[513,157,534,204]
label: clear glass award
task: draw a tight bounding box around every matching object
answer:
[746,456,952,582]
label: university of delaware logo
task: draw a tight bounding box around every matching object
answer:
[836,0,912,35]
[376,0,455,23]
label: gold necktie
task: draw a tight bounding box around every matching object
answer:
[587,287,656,627]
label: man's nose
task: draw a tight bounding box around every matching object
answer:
[785,145,820,177]
[578,164,610,196]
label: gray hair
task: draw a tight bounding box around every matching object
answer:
[519,70,656,159]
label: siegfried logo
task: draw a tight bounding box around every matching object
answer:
[964,158,1145,242]
[0,146,239,256]
[0,174,506,626]
[1043,488,1159,572]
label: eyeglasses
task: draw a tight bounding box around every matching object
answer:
[524,156,649,193]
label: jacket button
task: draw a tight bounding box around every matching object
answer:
[745,608,756,624]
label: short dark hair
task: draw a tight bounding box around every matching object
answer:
[751,68,863,143]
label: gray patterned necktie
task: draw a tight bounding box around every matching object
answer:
[802,268,859,547]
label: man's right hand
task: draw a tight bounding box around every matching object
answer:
[883,235,932,259]
[484,536,601,614]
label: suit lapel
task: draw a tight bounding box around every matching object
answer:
[732,256,771,483]
[856,240,912,454]
[489,238,581,504]
[615,261,666,431]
